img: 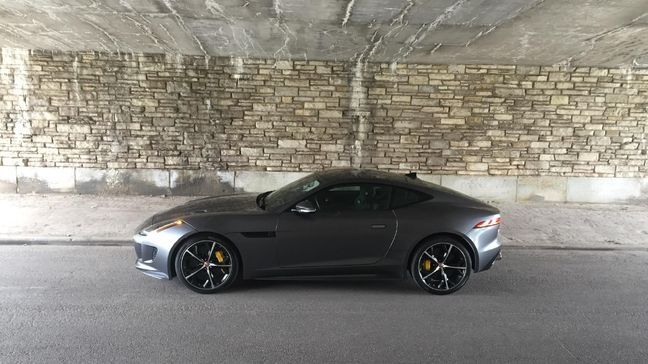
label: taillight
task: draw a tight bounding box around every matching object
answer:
[474,215,501,228]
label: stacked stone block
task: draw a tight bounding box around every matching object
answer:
[0,50,646,178]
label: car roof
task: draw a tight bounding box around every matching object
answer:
[307,168,488,207]
[311,168,435,191]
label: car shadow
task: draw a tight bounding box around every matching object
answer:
[165,271,513,296]
[226,277,424,295]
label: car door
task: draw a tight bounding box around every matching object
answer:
[276,183,397,268]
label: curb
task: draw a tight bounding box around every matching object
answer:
[505,245,648,252]
[0,238,131,246]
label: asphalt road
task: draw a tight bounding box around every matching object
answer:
[1,245,647,363]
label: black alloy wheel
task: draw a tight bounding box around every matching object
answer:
[175,236,239,294]
[411,237,472,295]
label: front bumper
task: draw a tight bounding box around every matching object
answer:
[133,222,197,280]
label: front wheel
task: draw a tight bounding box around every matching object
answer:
[410,237,472,295]
[175,236,240,294]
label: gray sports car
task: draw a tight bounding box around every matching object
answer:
[134,169,502,294]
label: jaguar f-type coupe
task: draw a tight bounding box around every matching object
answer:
[134,169,502,294]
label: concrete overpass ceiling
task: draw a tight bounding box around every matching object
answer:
[0,0,647,67]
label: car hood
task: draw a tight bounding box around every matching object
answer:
[151,193,261,224]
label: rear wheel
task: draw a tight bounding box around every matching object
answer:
[175,236,239,294]
[410,237,472,295]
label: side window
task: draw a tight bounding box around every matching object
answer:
[315,184,392,212]
[391,187,430,209]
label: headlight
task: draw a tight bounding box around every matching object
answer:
[139,220,184,236]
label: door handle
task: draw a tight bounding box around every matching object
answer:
[370,224,386,229]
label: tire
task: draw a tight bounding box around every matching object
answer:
[174,235,240,294]
[410,236,472,295]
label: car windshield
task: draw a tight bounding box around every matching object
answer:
[263,174,320,210]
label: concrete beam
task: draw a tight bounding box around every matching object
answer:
[170,170,235,196]
[1,167,646,204]
[76,168,170,195]
[0,0,647,67]
[417,174,442,185]
[566,177,642,203]
[440,175,518,202]
[126,170,170,195]
[517,176,568,202]
[17,167,75,193]
[642,178,648,195]
[76,168,129,194]
[234,171,310,193]
[0,166,17,193]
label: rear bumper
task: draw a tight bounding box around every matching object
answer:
[133,222,197,280]
[480,248,502,272]
[466,225,502,272]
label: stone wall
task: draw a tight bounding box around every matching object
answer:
[1,48,647,179]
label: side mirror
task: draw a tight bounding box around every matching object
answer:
[291,200,317,214]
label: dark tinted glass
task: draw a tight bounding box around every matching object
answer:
[265,175,321,210]
[391,187,430,208]
[315,184,392,212]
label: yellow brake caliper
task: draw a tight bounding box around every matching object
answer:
[423,259,432,271]
[214,250,227,275]
[215,250,225,263]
